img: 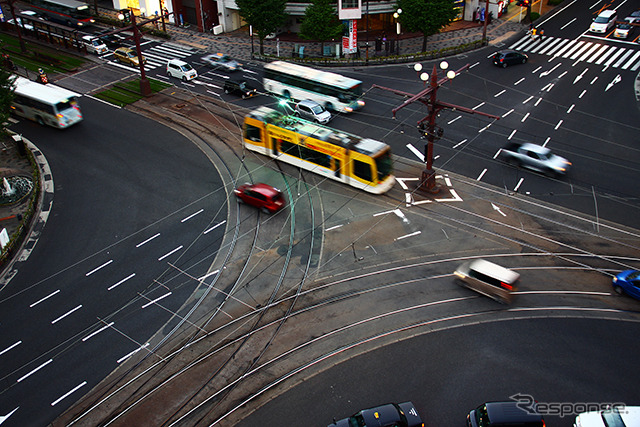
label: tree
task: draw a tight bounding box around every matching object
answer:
[235,0,288,55]
[395,0,458,52]
[0,69,16,136]
[299,0,344,54]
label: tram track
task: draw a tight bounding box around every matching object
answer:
[54,89,640,426]
[58,93,326,426]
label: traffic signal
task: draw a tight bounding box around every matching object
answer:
[516,0,530,6]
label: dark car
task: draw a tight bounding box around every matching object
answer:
[223,79,258,99]
[492,50,528,68]
[234,183,285,214]
[613,270,640,300]
[96,30,125,49]
[468,401,545,427]
[329,402,424,427]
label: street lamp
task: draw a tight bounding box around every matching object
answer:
[393,8,402,55]
[414,63,429,86]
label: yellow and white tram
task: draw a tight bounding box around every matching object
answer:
[242,106,395,194]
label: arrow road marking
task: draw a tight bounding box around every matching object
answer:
[540,63,561,77]
[0,408,19,425]
[491,203,507,217]
[605,74,622,92]
[573,68,588,84]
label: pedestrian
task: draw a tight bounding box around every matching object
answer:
[531,27,537,40]
[539,27,545,41]
[475,7,480,23]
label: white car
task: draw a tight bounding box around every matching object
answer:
[589,10,617,33]
[614,22,632,39]
[166,58,197,81]
[81,35,108,55]
[294,99,331,124]
[574,406,640,427]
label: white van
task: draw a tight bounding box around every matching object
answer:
[589,10,617,33]
[454,259,519,304]
[166,59,198,82]
[81,35,108,55]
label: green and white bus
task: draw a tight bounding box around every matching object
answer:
[11,76,83,128]
[263,61,365,113]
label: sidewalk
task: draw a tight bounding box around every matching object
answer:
[162,7,540,62]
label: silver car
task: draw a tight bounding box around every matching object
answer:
[201,53,241,71]
[294,99,331,124]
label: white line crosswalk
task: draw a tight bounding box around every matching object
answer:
[509,35,640,71]
[107,42,200,72]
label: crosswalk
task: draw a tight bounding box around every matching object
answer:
[107,41,200,72]
[509,35,640,71]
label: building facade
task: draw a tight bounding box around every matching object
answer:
[110,0,501,35]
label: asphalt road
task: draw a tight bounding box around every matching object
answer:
[238,318,640,427]
[1,1,639,425]
[0,97,227,426]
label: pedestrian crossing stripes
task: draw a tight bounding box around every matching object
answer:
[509,35,640,71]
[107,41,199,72]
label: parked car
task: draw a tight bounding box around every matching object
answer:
[167,58,197,81]
[589,10,617,33]
[81,35,108,55]
[223,80,258,99]
[113,47,146,66]
[294,99,331,124]
[500,142,572,176]
[574,405,640,426]
[612,270,640,300]
[201,52,241,71]
[625,9,640,24]
[468,401,545,427]
[614,22,632,39]
[329,402,424,427]
[234,183,285,214]
[492,50,528,68]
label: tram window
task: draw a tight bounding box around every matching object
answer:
[353,159,373,182]
[280,140,301,157]
[245,124,262,142]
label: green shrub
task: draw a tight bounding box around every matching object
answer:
[530,12,540,21]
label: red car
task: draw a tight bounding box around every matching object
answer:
[234,183,285,213]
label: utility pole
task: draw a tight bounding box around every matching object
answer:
[129,10,151,96]
[373,63,500,192]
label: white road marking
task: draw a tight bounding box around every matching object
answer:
[82,322,115,341]
[108,273,136,291]
[30,289,60,307]
[51,382,87,406]
[141,292,172,308]
[86,260,113,276]
[181,208,204,222]
[204,220,226,234]
[51,305,82,324]
[477,169,488,181]
[158,246,183,261]
[17,359,53,382]
[137,233,160,247]
[0,341,21,356]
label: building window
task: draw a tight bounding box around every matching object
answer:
[341,0,358,9]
